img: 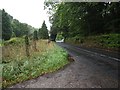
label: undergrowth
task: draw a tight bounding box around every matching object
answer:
[1,39,69,88]
[66,33,120,50]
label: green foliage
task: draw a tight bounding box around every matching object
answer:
[49,27,57,41]
[66,34,120,49]
[2,9,12,40]
[4,37,24,45]
[38,21,49,39]
[56,32,64,40]
[0,39,3,47]
[96,34,120,48]
[11,32,16,38]
[33,30,38,40]
[2,44,69,88]
[1,9,37,41]
[11,19,37,38]
[45,2,120,41]
[12,19,28,37]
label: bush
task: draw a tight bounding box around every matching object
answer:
[65,33,120,49]
[4,37,24,46]
[97,34,120,48]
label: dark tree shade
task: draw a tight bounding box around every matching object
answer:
[33,30,38,40]
[2,9,12,40]
[45,2,120,40]
[49,27,57,41]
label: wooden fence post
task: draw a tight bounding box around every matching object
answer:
[25,35,30,57]
[33,30,38,51]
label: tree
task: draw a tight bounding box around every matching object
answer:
[1,9,38,40]
[0,10,2,39]
[2,9,12,40]
[12,19,31,37]
[38,21,49,39]
[45,2,120,41]
[33,30,38,40]
[49,26,57,41]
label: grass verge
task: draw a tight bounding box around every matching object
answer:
[2,41,69,88]
[66,33,120,52]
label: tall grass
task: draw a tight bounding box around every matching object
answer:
[66,33,120,51]
[1,38,69,88]
[2,39,49,63]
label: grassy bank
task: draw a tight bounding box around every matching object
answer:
[66,34,120,52]
[1,39,69,88]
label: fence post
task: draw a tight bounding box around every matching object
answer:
[25,35,30,57]
[33,30,38,51]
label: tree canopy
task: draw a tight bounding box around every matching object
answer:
[38,21,49,39]
[2,9,12,40]
[1,9,38,40]
[45,2,120,40]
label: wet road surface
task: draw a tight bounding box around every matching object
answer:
[10,43,119,88]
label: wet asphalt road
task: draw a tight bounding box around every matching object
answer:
[10,42,119,88]
[57,43,119,88]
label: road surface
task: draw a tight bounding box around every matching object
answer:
[10,42,119,88]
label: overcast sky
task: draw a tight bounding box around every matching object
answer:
[0,0,51,30]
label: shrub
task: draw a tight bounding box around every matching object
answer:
[4,37,24,46]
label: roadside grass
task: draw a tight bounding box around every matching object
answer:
[2,39,69,88]
[66,33,120,51]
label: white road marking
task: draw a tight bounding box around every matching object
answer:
[59,43,120,62]
[74,46,120,62]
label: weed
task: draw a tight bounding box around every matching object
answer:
[1,39,69,88]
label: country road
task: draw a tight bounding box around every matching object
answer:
[10,42,119,88]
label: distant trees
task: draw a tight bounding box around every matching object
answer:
[12,19,30,37]
[1,9,37,41]
[33,30,38,40]
[38,21,49,39]
[2,9,12,40]
[2,9,50,41]
[45,2,120,40]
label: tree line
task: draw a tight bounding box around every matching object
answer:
[45,2,120,41]
[1,9,49,41]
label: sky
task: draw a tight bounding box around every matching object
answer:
[0,0,51,30]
